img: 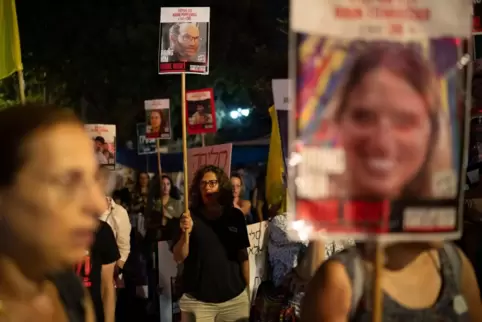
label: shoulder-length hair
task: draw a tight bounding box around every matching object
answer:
[134,171,150,192]
[230,172,245,195]
[189,165,233,209]
[161,174,181,200]
[324,41,453,198]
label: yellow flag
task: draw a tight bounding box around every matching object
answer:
[265,106,285,209]
[0,0,23,80]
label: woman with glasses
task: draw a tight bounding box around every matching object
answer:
[172,165,250,322]
[0,104,107,321]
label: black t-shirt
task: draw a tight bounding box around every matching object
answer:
[75,220,120,322]
[173,206,250,303]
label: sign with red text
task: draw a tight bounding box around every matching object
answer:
[145,99,171,139]
[186,88,217,134]
[291,0,471,41]
[187,143,232,182]
[85,124,116,166]
[288,0,471,241]
[158,7,210,75]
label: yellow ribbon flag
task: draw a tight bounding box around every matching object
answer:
[265,105,286,210]
[0,0,23,80]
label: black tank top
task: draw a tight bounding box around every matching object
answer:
[331,246,471,322]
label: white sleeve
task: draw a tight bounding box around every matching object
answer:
[114,205,132,263]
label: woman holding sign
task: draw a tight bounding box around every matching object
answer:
[172,165,250,322]
[300,43,482,321]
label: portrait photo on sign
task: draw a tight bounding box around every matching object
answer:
[85,124,116,166]
[144,99,171,139]
[158,7,210,75]
[186,88,216,134]
[136,123,166,155]
[290,37,465,238]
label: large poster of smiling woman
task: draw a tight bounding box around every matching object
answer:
[288,0,472,240]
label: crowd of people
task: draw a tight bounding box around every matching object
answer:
[1,103,482,322]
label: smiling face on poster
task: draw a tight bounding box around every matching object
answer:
[145,99,171,139]
[186,88,216,134]
[85,124,116,166]
[288,0,472,241]
[158,7,210,75]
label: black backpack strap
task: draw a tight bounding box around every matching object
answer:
[443,242,462,290]
[49,271,86,322]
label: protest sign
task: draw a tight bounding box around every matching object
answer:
[145,99,171,139]
[137,123,168,155]
[186,88,216,134]
[158,7,210,75]
[157,242,178,322]
[272,79,293,111]
[85,124,116,166]
[289,0,471,241]
[187,143,232,182]
[246,221,268,302]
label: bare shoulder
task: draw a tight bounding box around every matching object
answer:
[241,199,251,207]
[454,246,482,320]
[301,259,352,321]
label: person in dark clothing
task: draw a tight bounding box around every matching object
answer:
[130,171,150,214]
[172,165,250,322]
[76,220,120,322]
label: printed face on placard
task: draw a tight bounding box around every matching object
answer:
[150,110,163,130]
[85,124,116,166]
[339,67,431,199]
[291,36,464,238]
[159,7,210,75]
[172,23,201,61]
[186,88,217,134]
[145,108,171,140]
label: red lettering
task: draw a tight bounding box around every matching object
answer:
[389,23,404,35]
[343,200,390,230]
[159,63,173,70]
[335,6,363,19]
[172,62,185,70]
[369,7,430,21]
[297,200,340,223]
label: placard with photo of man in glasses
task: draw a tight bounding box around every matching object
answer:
[158,7,210,75]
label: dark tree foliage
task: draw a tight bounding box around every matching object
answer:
[15,0,289,144]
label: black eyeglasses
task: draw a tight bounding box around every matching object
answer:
[200,180,218,188]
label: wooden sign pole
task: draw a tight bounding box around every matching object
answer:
[181,72,189,213]
[372,242,384,322]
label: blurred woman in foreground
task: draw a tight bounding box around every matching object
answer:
[0,104,105,321]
